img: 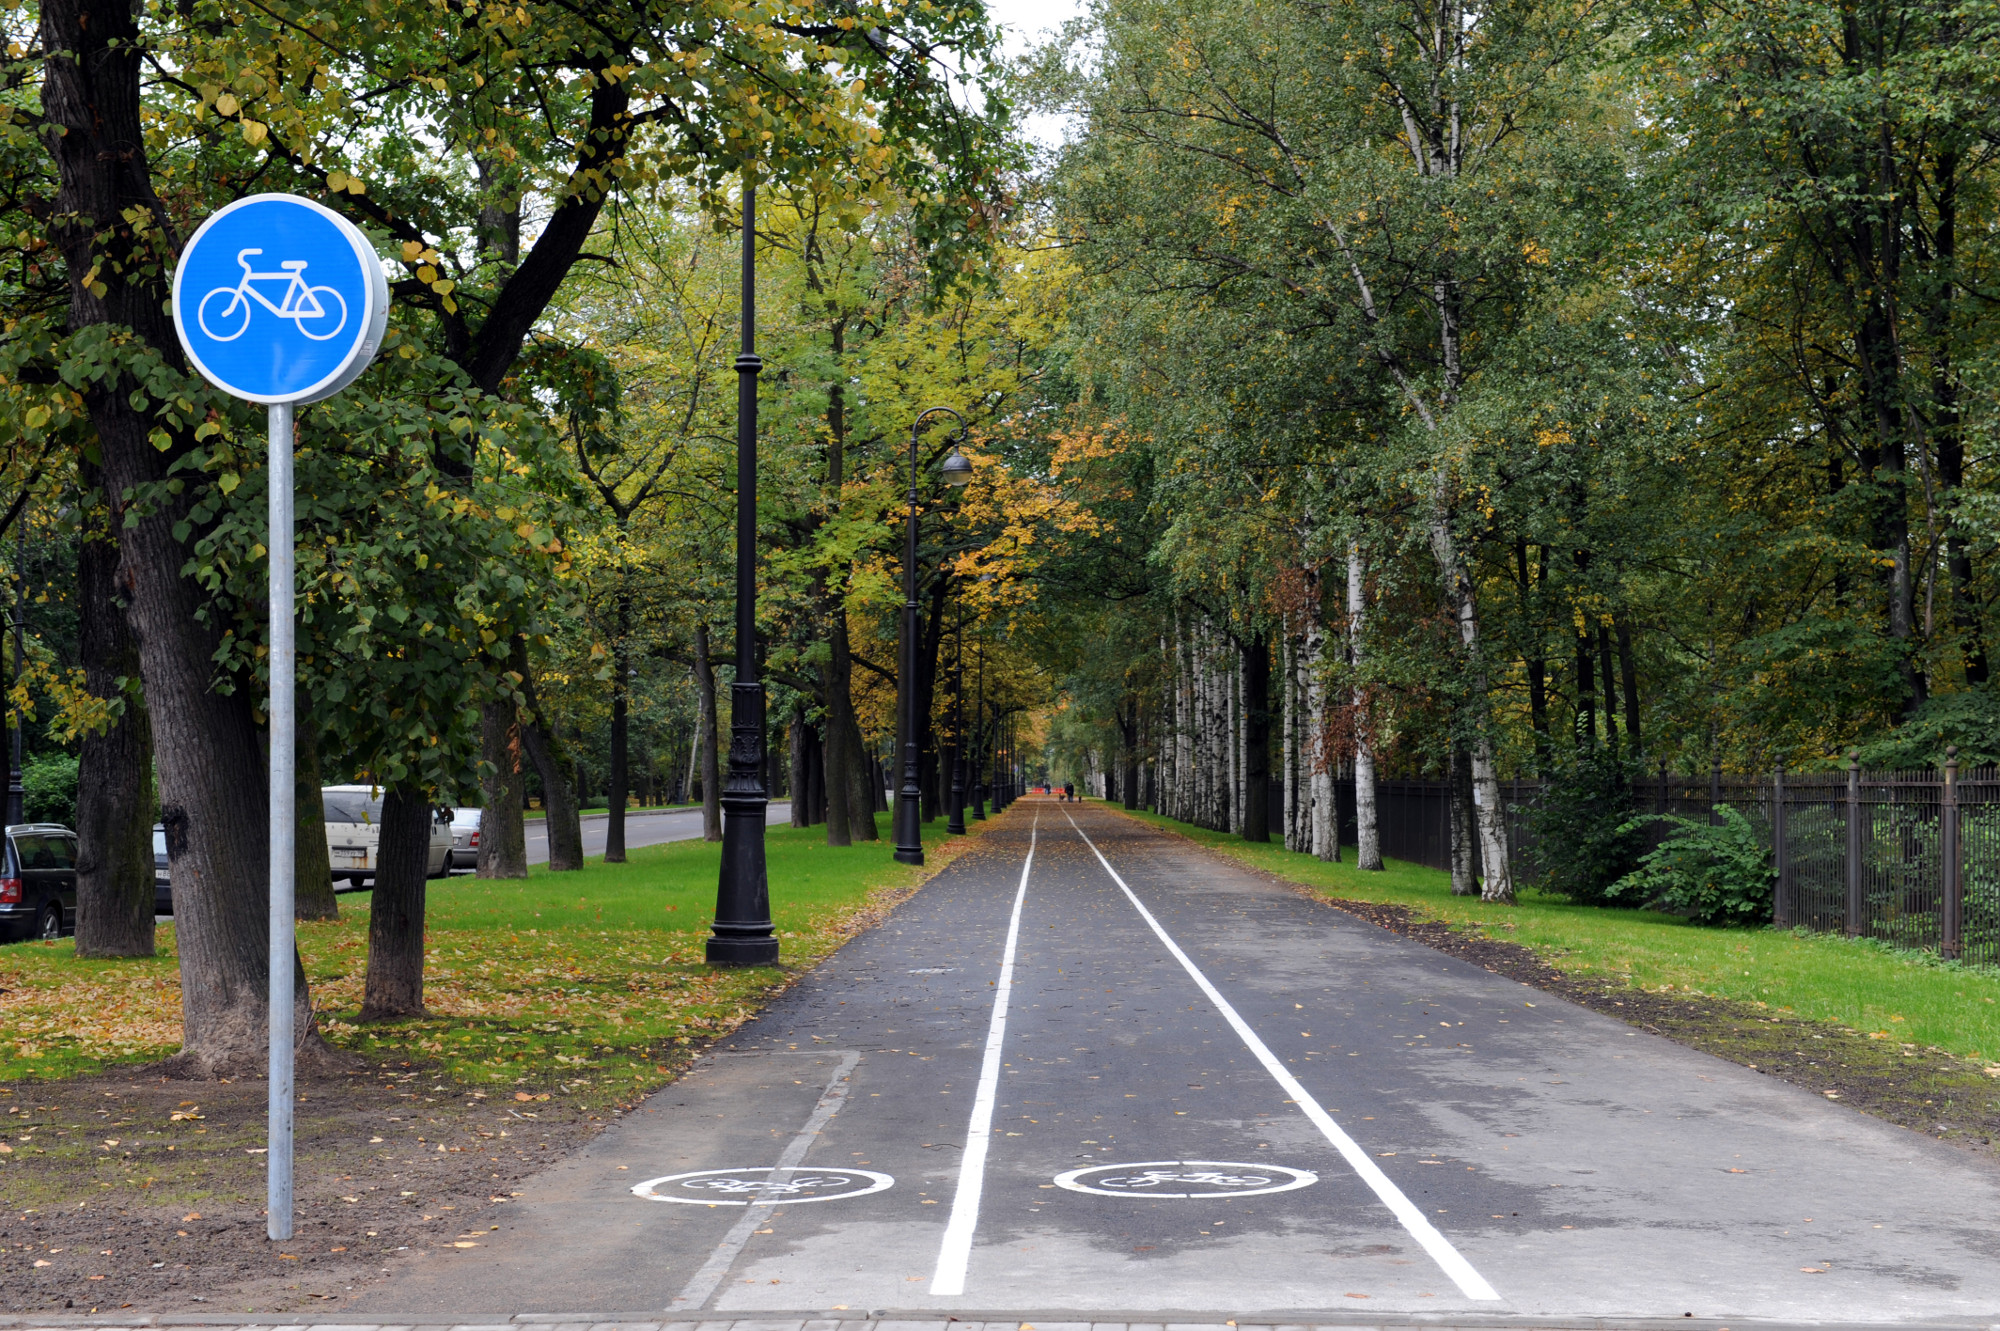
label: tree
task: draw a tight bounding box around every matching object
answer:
[14,0,1010,1064]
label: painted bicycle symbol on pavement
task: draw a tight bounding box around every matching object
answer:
[631,1165,895,1206]
[1054,1159,1318,1199]
[198,249,350,342]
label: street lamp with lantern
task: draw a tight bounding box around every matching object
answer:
[707,172,779,967]
[892,409,972,866]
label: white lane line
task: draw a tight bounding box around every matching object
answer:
[929,807,1040,1298]
[1060,807,1503,1304]
[669,1049,863,1310]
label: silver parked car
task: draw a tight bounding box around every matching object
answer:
[321,786,453,886]
[446,806,481,872]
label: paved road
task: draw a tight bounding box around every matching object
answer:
[357,797,2000,1322]
[521,803,794,866]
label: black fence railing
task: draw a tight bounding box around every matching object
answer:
[1359,764,2000,966]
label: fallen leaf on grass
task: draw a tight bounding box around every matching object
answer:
[33,1259,49,1267]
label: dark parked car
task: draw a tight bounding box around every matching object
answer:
[0,823,79,942]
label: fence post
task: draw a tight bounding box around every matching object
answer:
[1845,749,1862,938]
[1772,759,1789,929]
[1943,747,1962,961]
[1710,758,1722,825]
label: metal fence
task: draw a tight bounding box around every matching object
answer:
[1366,762,2000,966]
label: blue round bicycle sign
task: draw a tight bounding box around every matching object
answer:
[172,193,389,405]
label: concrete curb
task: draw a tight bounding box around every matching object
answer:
[0,1315,1994,1330]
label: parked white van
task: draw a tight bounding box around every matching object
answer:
[322,786,454,886]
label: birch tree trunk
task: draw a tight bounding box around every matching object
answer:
[1349,542,1382,870]
[1431,521,1513,899]
[1302,581,1336,861]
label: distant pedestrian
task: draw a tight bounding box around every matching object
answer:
[1064,781,1075,802]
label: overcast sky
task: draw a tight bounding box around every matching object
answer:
[986,0,1083,56]
[979,0,1085,145]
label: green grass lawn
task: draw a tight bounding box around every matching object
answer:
[1113,804,2000,1066]
[0,814,971,1090]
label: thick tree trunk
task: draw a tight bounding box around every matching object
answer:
[606,593,631,863]
[695,624,722,841]
[803,720,826,825]
[42,0,325,1073]
[294,713,337,921]
[789,704,810,829]
[1241,634,1270,842]
[822,663,851,847]
[1348,543,1382,871]
[359,784,431,1021]
[515,642,583,871]
[478,701,528,877]
[74,516,155,958]
[840,702,878,838]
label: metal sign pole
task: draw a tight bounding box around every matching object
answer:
[169,192,384,1249]
[267,400,296,1242]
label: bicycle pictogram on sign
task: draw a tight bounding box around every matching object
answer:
[198,249,349,343]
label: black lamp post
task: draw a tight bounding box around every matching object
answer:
[707,173,778,968]
[946,598,968,836]
[892,409,972,865]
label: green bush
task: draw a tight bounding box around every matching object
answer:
[22,751,79,828]
[1607,805,1774,926]
[1525,745,1645,904]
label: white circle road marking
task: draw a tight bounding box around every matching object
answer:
[632,1166,894,1206]
[1053,1160,1318,1199]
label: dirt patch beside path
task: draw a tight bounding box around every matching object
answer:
[0,1062,627,1316]
[1325,894,2000,1158]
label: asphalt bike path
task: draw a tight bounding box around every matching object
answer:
[354,797,2000,1323]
